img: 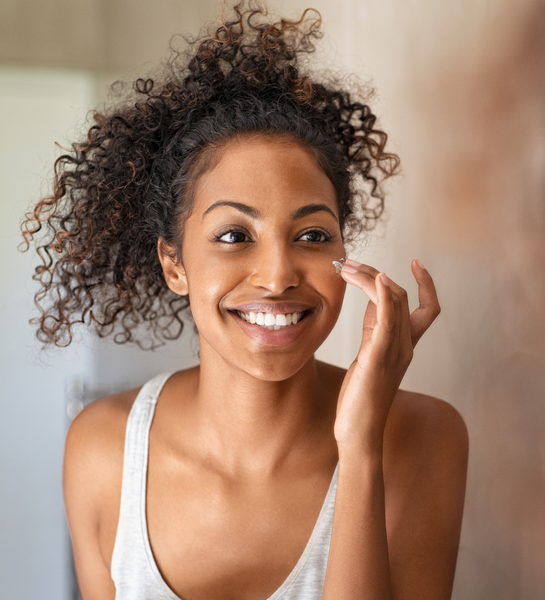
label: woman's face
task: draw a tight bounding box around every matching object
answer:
[164,135,346,381]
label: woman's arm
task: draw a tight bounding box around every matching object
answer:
[322,259,467,600]
[323,394,468,600]
[323,444,393,599]
[384,394,468,599]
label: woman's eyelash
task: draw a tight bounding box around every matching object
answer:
[211,228,251,244]
[297,228,335,243]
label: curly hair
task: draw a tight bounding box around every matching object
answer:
[20,1,399,349]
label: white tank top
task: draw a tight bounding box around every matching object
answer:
[111,371,339,600]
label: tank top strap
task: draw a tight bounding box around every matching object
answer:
[111,371,180,599]
[119,371,173,511]
[268,462,338,599]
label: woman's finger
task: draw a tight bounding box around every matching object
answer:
[340,263,379,304]
[409,258,441,345]
[381,273,411,349]
[343,260,411,347]
[361,296,377,345]
[345,260,405,301]
[351,273,395,364]
[343,260,410,311]
[370,272,397,353]
[344,259,380,279]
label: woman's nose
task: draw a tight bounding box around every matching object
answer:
[249,243,300,294]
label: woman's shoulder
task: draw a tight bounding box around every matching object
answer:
[389,390,468,448]
[65,386,140,461]
[63,368,196,479]
[63,385,143,585]
[63,386,142,514]
[384,390,468,487]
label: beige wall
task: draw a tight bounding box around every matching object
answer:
[0,0,219,72]
[2,0,544,598]
[309,0,545,598]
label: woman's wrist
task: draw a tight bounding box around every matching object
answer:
[336,436,384,471]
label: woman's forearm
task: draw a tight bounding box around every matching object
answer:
[322,450,393,600]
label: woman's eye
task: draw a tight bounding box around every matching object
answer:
[217,230,249,243]
[298,230,329,243]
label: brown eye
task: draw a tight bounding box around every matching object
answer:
[217,230,249,243]
[298,230,330,243]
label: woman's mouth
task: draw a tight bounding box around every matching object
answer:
[233,310,308,330]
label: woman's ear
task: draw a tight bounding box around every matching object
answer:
[157,238,188,296]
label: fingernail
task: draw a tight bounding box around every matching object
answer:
[380,273,390,287]
[345,258,362,268]
[415,258,425,269]
[342,265,358,273]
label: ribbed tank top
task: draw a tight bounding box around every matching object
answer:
[111,371,339,600]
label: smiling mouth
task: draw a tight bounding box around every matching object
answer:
[232,310,309,331]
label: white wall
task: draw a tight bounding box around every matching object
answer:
[0,67,96,600]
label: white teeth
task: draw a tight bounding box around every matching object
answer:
[235,310,305,330]
[275,314,287,326]
[264,313,276,327]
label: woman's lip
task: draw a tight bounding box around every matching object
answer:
[227,302,314,315]
[230,310,311,345]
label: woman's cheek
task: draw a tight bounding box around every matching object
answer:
[308,260,346,328]
[185,258,237,317]
[329,276,347,324]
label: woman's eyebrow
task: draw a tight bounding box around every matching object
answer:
[291,203,338,222]
[202,201,261,220]
[201,200,338,222]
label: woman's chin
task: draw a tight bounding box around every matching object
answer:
[232,351,317,383]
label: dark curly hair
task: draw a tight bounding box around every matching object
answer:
[20,1,399,349]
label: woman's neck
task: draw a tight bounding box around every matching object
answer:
[182,341,338,478]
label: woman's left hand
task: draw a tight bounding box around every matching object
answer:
[333,258,441,457]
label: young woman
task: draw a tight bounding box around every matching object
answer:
[22,4,468,599]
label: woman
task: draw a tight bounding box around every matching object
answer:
[22,4,468,599]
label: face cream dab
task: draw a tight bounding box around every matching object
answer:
[332,258,345,275]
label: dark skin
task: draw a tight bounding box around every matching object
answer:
[64,136,468,600]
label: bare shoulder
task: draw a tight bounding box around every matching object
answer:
[63,387,141,599]
[383,390,469,498]
[64,386,141,489]
[64,387,142,532]
[385,390,468,462]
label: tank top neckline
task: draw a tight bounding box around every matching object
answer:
[126,371,339,600]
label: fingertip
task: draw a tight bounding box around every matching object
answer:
[412,259,433,285]
[411,260,419,280]
[379,272,390,287]
[412,257,426,270]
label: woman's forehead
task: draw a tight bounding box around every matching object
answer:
[192,136,338,216]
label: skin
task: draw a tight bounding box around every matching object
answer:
[64,135,468,600]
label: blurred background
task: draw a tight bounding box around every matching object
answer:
[0,0,543,598]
